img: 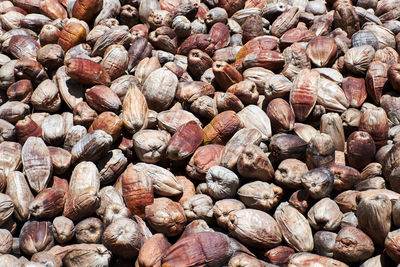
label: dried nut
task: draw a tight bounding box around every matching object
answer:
[157,109,201,134]
[220,128,262,170]
[22,137,52,193]
[320,113,345,152]
[182,194,214,224]
[65,58,110,86]
[307,198,343,231]
[71,130,113,163]
[226,80,259,105]
[52,216,75,244]
[317,77,349,112]
[269,134,308,164]
[41,114,65,146]
[29,187,66,219]
[0,101,30,124]
[145,198,186,237]
[267,98,295,133]
[306,133,335,169]
[237,144,274,181]
[61,244,111,267]
[344,45,375,75]
[274,202,314,252]
[214,91,244,112]
[137,233,171,267]
[358,107,389,148]
[132,130,170,164]
[314,231,337,258]
[19,221,54,256]
[15,117,41,146]
[6,171,34,221]
[341,211,358,228]
[289,69,320,122]
[122,84,149,134]
[85,85,122,114]
[205,166,239,199]
[306,36,338,67]
[121,164,153,219]
[270,7,300,38]
[288,252,348,266]
[275,159,308,189]
[63,161,100,221]
[75,217,103,244]
[166,121,204,161]
[347,131,376,170]
[102,218,141,259]
[237,105,272,141]
[6,80,32,104]
[0,119,16,143]
[57,22,87,52]
[186,144,224,181]
[63,125,87,152]
[238,181,282,212]
[329,164,361,191]
[357,194,392,246]
[203,110,244,145]
[228,208,282,249]
[333,226,374,263]
[31,79,61,113]
[213,199,245,229]
[301,168,334,199]
[0,193,14,226]
[342,77,367,108]
[264,245,295,265]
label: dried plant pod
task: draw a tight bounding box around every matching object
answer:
[52,216,75,244]
[186,144,224,181]
[320,113,345,151]
[157,109,201,134]
[357,193,392,246]
[137,233,171,267]
[385,229,400,263]
[75,217,103,244]
[317,77,349,112]
[329,164,361,191]
[121,164,153,219]
[275,159,308,190]
[301,168,334,199]
[347,131,376,170]
[19,221,54,256]
[203,110,244,145]
[333,226,374,263]
[307,198,343,231]
[55,66,84,110]
[6,171,34,221]
[344,45,375,75]
[62,244,111,267]
[57,22,86,52]
[237,144,274,181]
[63,161,100,221]
[306,133,335,169]
[269,134,308,164]
[238,181,282,212]
[270,7,300,38]
[228,208,282,249]
[342,77,367,108]
[267,98,295,133]
[358,107,389,148]
[213,199,245,229]
[31,79,61,113]
[274,202,314,252]
[306,36,338,67]
[145,198,186,237]
[334,3,360,37]
[0,193,14,226]
[0,141,22,192]
[288,252,348,266]
[314,231,337,258]
[289,69,320,122]
[29,187,66,219]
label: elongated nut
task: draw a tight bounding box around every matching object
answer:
[306,133,335,169]
[71,130,113,163]
[347,131,376,170]
[307,198,343,231]
[57,22,86,52]
[137,233,171,267]
[320,113,345,152]
[238,181,283,212]
[267,98,295,133]
[237,144,274,181]
[19,221,54,256]
[29,187,66,219]
[213,61,242,90]
[65,58,111,86]
[186,144,224,181]
[314,231,337,258]
[203,110,244,145]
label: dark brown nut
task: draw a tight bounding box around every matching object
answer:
[186,144,224,181]
[388,64,400,93]
[301,168,334,199]
[267,98,295,133]
[205,166,239,199]
[203,110,244,145]
[183,194,214,224]
[148,26,177,55]
[270,7,300,38]
[102,218,142,259]
[190,96,218,121]
[132,130,170,164]
[385,229,400,263]
[220,128,262,170]
[228,209,282,249]
[73,102,98,128]
[213,61,242,91]
[85,85,122,114]
[14,59,48,86]
[88,112,123,143]
[275,159,308,190]
[19,221,54,256]
[306,36,338,67]
[6,80,32,104]
[176,81,215,105]
[241,14,263,43]
[15,117,42,145]
[204,7,228,26]
[357,194,391,246]
[50,144,72,171]
[238,181,282,212]
[166,120,204,161]
[177,34,214,56]
[41,114,66,146]
[356,176,384,190]
[118,4,138,28]
[359,107,389,148]
[347,131,376,170]
[8,35,40,61]
[0,193,14,226]
[137,233,170,267]
[342,76,367,108]
[290,69,320,122]
[157,109,201,134]
[75,217,103,244]
[242,50,285,73]
[162,232,247,266]
[274,202,313,252]
[269,134,308,164]
[314,231,337,258]
[142,68,178,112]
[264,246,295,265]
[289,190,310,214]
[226,80,259,105]
[214,91,244,112]
[306,133,335,169]
[132,163,182,197]
[57,22,86,52]
[381,94,400,127]
[280,23,315,48]
[72,0,102,22]
[341,211,358,228]
[237,144,274,181]
[209,22,230,50]
[213,199,245,229]
[29,187,66,219]
[365,61,388,105]
[0,101,29,124]
[122,84,148,134]
[187,49,213,80]
[121,164,153,219]
[39,24,60,45]
[288,252,348,266]
[100,45,129,81]
[65,58,111,86]
[335,190,358,213]
[91,26,131,59]
[145,198,186,237]
[334,3,360,37]
[360,162,382,180]
[333,226,374,263]
[0,119,16,143]
[307,198,343,231]
[329,164,361,191]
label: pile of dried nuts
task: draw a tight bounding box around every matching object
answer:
[2,0,400,265]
